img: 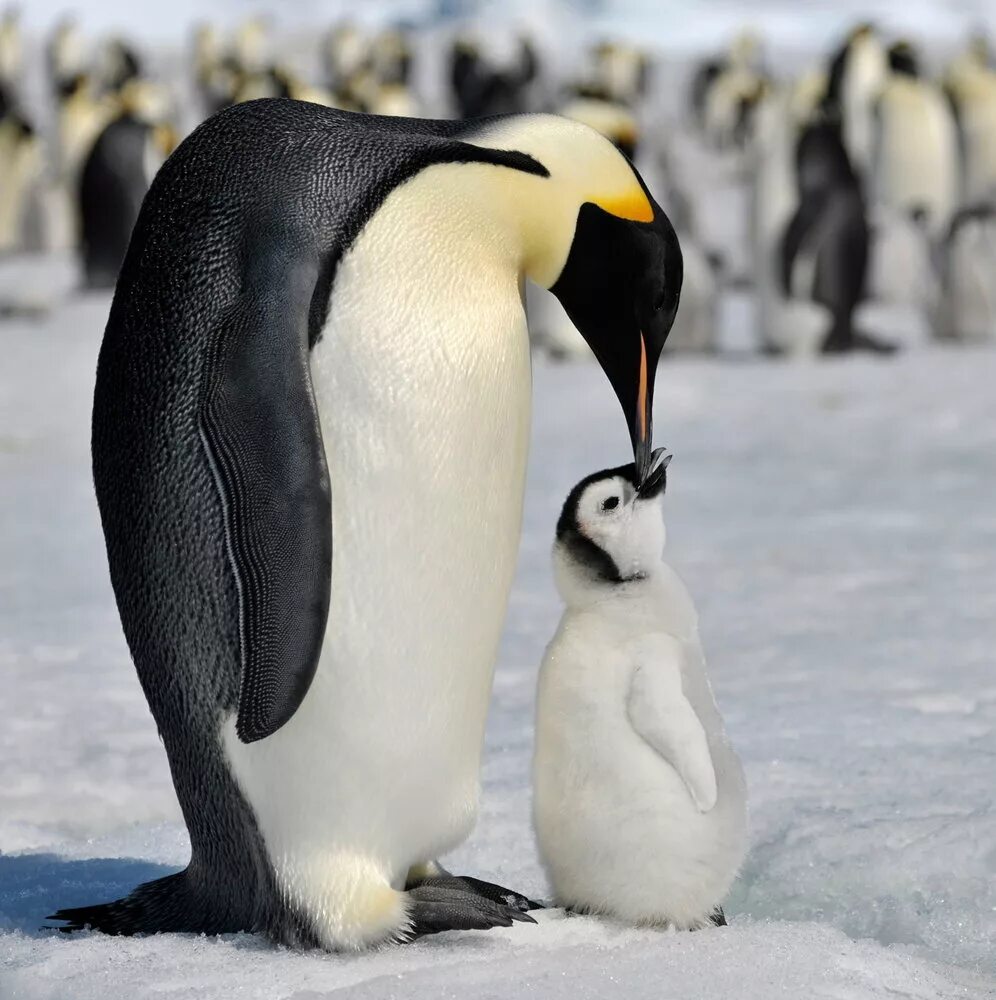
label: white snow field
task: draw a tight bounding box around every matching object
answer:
[1,269,995,999]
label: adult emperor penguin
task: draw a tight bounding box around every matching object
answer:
[780,113,893,354]
[51,100,682,949]
[873,42,957,235]
[826,24,887,179]
[78,90,174,289]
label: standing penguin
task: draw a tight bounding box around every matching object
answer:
[826,24,887,179]
[78,111,157,288]
[50,101,682,950]
[780,114,893,353]
[946,43,996,205]
[0,84,42,253]
[873,42,957,235]
[0,6,21,92]
[751,83,833,354]
[533,458,747,928]
[932,204,996,342]
[78,80,176,288]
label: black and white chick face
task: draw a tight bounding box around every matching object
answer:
[554,453,670,595]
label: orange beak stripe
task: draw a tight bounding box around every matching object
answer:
[637,332,648,442]
[593,190,654,223]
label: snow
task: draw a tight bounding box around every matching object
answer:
[1,259,994,998]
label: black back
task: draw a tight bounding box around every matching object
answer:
[780,118,869,337]
[79,113,151,289]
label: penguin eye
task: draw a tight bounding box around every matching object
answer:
[653,287,669,313]
[601,496,620,512]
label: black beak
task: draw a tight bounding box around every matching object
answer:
[637,448,671,496]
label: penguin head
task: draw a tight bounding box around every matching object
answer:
[479,115,681,482]
[553,450,670,598]
[888,42,919,78]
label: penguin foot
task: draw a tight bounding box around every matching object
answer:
[406,865,543,912]
[821,330,899,355]
[406,884,537,938]
[710,907,727,927]
[451,875,544,912]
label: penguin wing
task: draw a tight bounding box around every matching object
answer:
[200,250,333,745]
[626,637,717,812]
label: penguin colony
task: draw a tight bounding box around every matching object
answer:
[1,14,994,341]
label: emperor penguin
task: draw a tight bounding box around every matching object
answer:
[751,79,834,353]
[51,100,683,950]
[873,42,957,235]
[46,16,87,97]
[78,87,175,289]
[932,204,996,342]
[533,457,747,928]
[0,6,21,92]
[780,113,894,354]
[945,43,996,204]
[0,84,42,253]
[826,24,887,179]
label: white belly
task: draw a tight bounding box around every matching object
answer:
[222,175,532,937]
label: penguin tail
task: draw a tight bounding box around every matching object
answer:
[46,870,198,936]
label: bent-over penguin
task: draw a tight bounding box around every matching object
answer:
[50,100,682,950]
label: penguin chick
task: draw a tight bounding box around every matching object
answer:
[533,456,747,930]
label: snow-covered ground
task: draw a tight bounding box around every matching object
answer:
[1,263,995,999]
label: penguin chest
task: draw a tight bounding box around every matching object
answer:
[223,202,532,868]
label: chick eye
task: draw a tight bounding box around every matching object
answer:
[601,496,620,512]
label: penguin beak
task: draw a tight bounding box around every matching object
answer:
[633,332,654,485]
[637,448,671,498]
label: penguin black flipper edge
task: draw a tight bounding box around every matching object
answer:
[200,248,332,745]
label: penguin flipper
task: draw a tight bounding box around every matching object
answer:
[200,254,332,745]
[626,637,718,813]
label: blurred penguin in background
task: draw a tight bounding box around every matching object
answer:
[780,112,894,354]
[323,21,369,109]
[589,40,649,109]
[233,17,269,78]
[78,81,177,289]
[931,205,996,342]
[449,32,537,119]
[0,82,43,253]
[698,32,767,150]
[0,6,22,93]
[191,23,239,115]
[873,41,957,235]
[826,24,887,179]
[867,41,955,316]
[946,36,996,205]
[751,78,832,354]
[47,16,88,98]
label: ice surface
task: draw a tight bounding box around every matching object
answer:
[1,262,995,998]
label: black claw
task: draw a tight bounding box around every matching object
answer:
[710,907,727,927]
[407,884,535,939]
[452,875,545,912]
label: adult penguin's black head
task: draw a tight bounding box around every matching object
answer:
[549,179,682,485]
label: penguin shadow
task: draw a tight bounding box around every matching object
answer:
[0,852,181,935]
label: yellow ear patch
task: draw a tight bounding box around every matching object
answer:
[592,188,654,223]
